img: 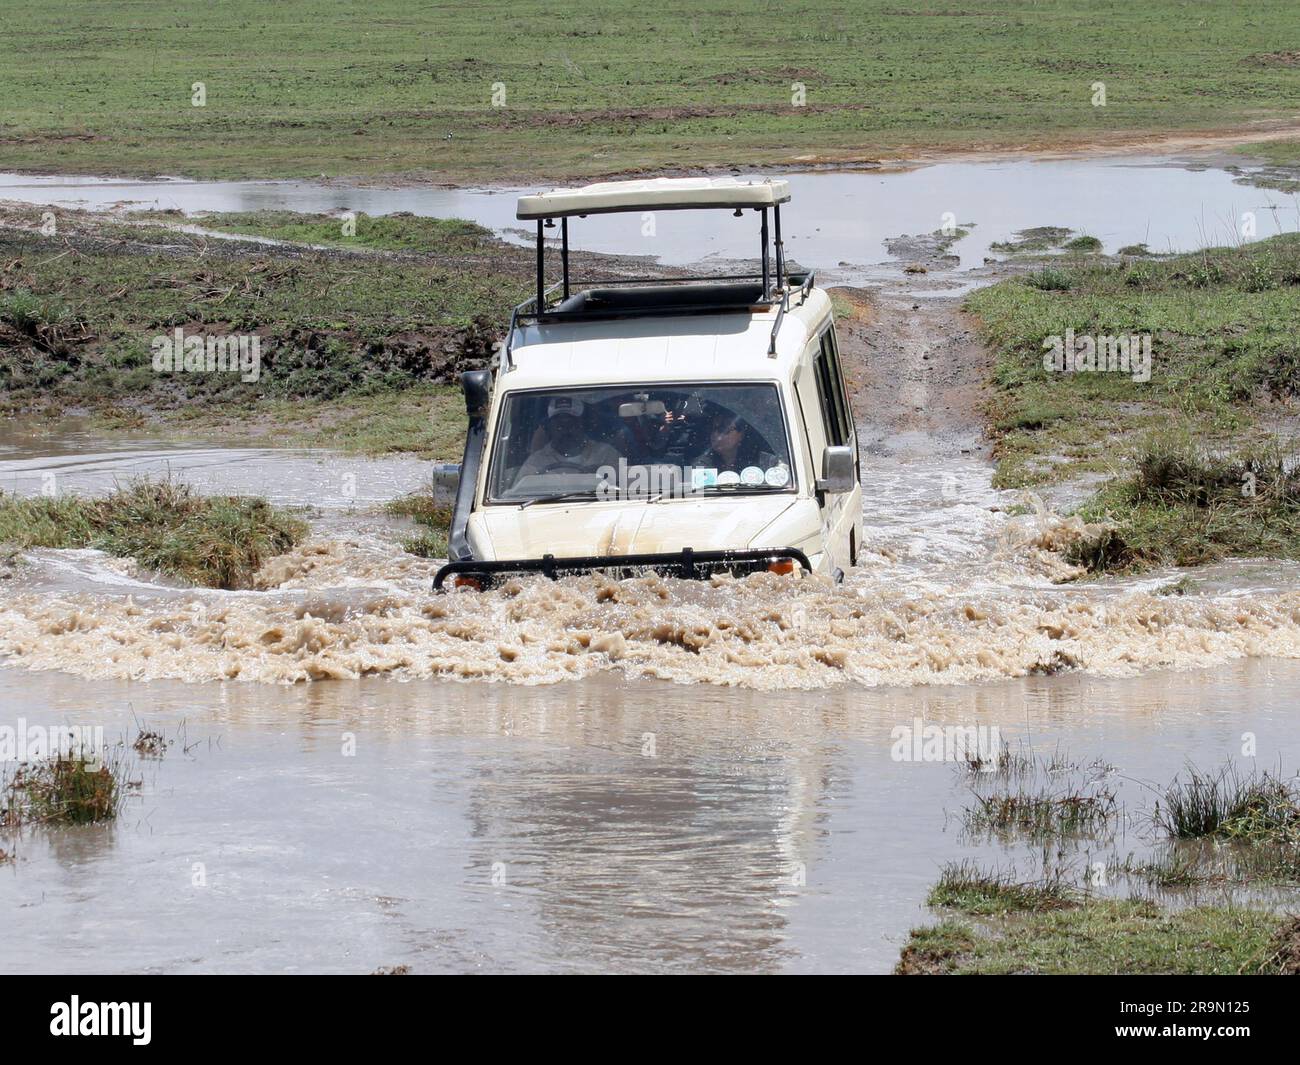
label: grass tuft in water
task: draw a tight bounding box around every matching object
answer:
[1153,761,1300,841]
[928,860,1080,915]
[2,753,129,827]
[1062,235,1102,253]
[0,479,307,589]
[385,489,452,559]
[963,786,1117,837]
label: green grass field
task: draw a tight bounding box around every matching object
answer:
[2,1,1299,182]
[968,234,1300,571]
[972,235,1300,486]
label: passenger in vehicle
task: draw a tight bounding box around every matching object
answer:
[691,411,779,474]
[517,397,622,478]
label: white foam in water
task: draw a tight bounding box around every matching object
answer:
[2,448,1299,689]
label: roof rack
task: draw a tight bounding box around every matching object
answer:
[502,177,802,368]
[767,271,816,359]
[501,270,814,370]
[517,177,790,219]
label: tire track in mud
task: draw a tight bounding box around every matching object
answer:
[831,283,990,460]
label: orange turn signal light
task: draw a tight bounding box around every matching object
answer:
[453,575,483,591]
[767,559,796,575]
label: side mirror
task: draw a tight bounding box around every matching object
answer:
[816,445,856,493]
[462,369,492,418]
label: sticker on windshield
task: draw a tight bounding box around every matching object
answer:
[692,467,718,489]
[740,466,765,486]
[716,470,741,486]
[765,465,790,487]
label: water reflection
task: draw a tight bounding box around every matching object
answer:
[3,662,1299,972]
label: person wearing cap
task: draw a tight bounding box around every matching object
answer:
[518,396,622,479]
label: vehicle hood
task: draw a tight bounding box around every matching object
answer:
[471,495,800,560]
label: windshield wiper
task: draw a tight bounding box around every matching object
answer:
[695,484,784,495]
[518,491,599,509]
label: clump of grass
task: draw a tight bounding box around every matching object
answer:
[3,754,128,826]
[960,743,1118,837]
[397,531,448,559]
[1063,525,1133,571]
[1024,267,1073,291]
[0,287,86,356]
[385,489,452,559]
[894,921,977,975]
[928,860,1079,915]
[1131,437,1299,508]
[1118,243,1153,257]
[964,786,1117,837]
[1069,434,1300,572]
[959,740,1109,779]
[990,226,1074,254]
[1063,235,1102,253]
[0,288,67,333]
[0,480,306,589]
[961,743,1034,778]
[1153,762,1300,841]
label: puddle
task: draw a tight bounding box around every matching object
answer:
[0,434,428,511]
[4,156,1299,280]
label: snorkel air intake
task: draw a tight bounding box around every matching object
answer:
[447,369,492,563]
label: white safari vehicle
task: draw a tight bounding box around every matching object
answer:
[434,176,862,591]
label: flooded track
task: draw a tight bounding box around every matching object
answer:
[3,430,1300,688]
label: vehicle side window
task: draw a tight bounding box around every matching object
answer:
[813,328,851,448]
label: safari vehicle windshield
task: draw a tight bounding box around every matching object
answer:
[486,383,796,504]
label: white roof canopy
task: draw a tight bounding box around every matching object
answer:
[516,176,791,220]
